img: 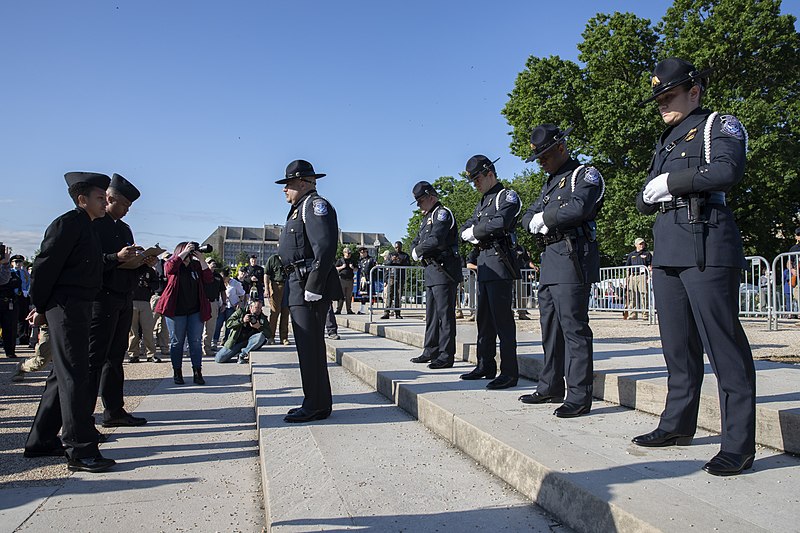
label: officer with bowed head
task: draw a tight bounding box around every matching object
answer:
[408,181,461,369]
[276,159,343,423]
[633,57,756,476]
[517,124,604,418]
[459,155,521,390]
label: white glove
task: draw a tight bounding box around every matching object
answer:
[304,290,322,302]
[461,226,479,244]
[411,248,419,261]
[529,212,544,234]
[643,173,673,204]
[539,222,549,235]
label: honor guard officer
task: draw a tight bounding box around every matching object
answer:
[88,173,152,430]
[518,124,604,418]
[276,160,343,423]
[408,181,461,369]
[633,58,756,476]
[25,172,116,473]
[459,155,521,389]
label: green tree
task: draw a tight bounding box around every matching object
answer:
[503,0,800,261]
[234,251,250,265]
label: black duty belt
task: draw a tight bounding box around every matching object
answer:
[538,226,586,246]
[659,192,726,213]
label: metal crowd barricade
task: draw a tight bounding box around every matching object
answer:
[740,256,771,319]
[512,268,540,314]
[589,265,655,324]
[458,268,476,317]
[769,252,800,330]
[368,265,426,321]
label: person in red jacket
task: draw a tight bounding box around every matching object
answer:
[155,242,213,384]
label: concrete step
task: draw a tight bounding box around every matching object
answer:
[251,345,571,532]
[324,327,800,533]
[338,314,800,455]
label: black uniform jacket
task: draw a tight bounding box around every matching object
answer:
[635,108,747,269]
[460,182,521,282]
[94,213,139,295]
[30,207,103,312]
[522,159,601,285]
[411,201,461,286]
[278,189,343,306]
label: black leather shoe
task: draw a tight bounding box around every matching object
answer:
[702,451,755,476]
[428,358,454,369]
[23,445,66,458]
[102,412,147,427]
[486,375,518,389]
[380,314,390,319]
[460,364,497,380]
[553,402,591,418]
[632,428,694,447]
[518,392,564,404]
[174,369,184,385]
[287,407,301,415]
[410,354,434,364]
[67,455,116,473]
[284,408,332,423]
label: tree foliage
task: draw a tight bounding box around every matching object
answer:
[502,0,800,261]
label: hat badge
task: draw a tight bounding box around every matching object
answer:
[651,75,660,87]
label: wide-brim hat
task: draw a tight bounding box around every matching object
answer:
[525,124,574,162]
[110,173,141,202]
[64,172,111,190]
[465,155,500,181]
[410,180,437,204]
[639,57,713,106]
[275,159,326,184]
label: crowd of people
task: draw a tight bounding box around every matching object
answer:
[0,56,772,478]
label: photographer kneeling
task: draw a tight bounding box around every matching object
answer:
[215,299,270,364]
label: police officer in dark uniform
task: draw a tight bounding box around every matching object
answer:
[25,172,116,473]
[242,255,266,301]
[276,160,343,423]
[459,155,521,389]
[88,173,152,429]
[408,181,461,369]
[518,124,604,418]
[632,58,756,476]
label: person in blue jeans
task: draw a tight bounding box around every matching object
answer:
[215,299,270,363]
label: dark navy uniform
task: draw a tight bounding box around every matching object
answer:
[522,159,603,408]
[26,191,106,460]
[278,186,343,415]
[461,181,521,381]
[635,106,755,456]
[411,199,461,366]
[629,58,756,473]
[88,213,138,423]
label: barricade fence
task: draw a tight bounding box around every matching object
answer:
[360,255,792,326]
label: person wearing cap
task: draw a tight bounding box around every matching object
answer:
[632,57,755,476]
[87,173,154,430]
[381,241,411,320]
[334,247,358,315]
[265,253,290,344]
[459,155,522,390]
[356,247,376,314]
[10,254,32,345]
[623,238,652,320]
[408,181,461,369]
[25,172,117,473]
[518,124,604,418]
[242,254,266,301]
[0,252,21,358]
[276,159,343,423]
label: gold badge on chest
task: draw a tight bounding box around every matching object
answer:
[291,210,298,220]
[684,128,697,142]
[558,177,566,189]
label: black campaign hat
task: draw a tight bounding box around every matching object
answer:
[465,155,500,181]
[110,173,141,202]
[639,57,713,106]
[411,180,438,204]
[64,172,111,190]
[525,124,574,162]
[275,159,326,184]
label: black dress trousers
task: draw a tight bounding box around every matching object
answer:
[422,283,457,363]
[88,289,134,421]
[652,266,756,454]
[290,298,333,412]
[536,283,593,406]
[476,279,518,377]
[26,296,100,459]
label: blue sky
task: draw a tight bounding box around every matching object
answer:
[1,1,798,259]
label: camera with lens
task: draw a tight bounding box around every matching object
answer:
[248,314,260,325]
[189,242,213,254]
